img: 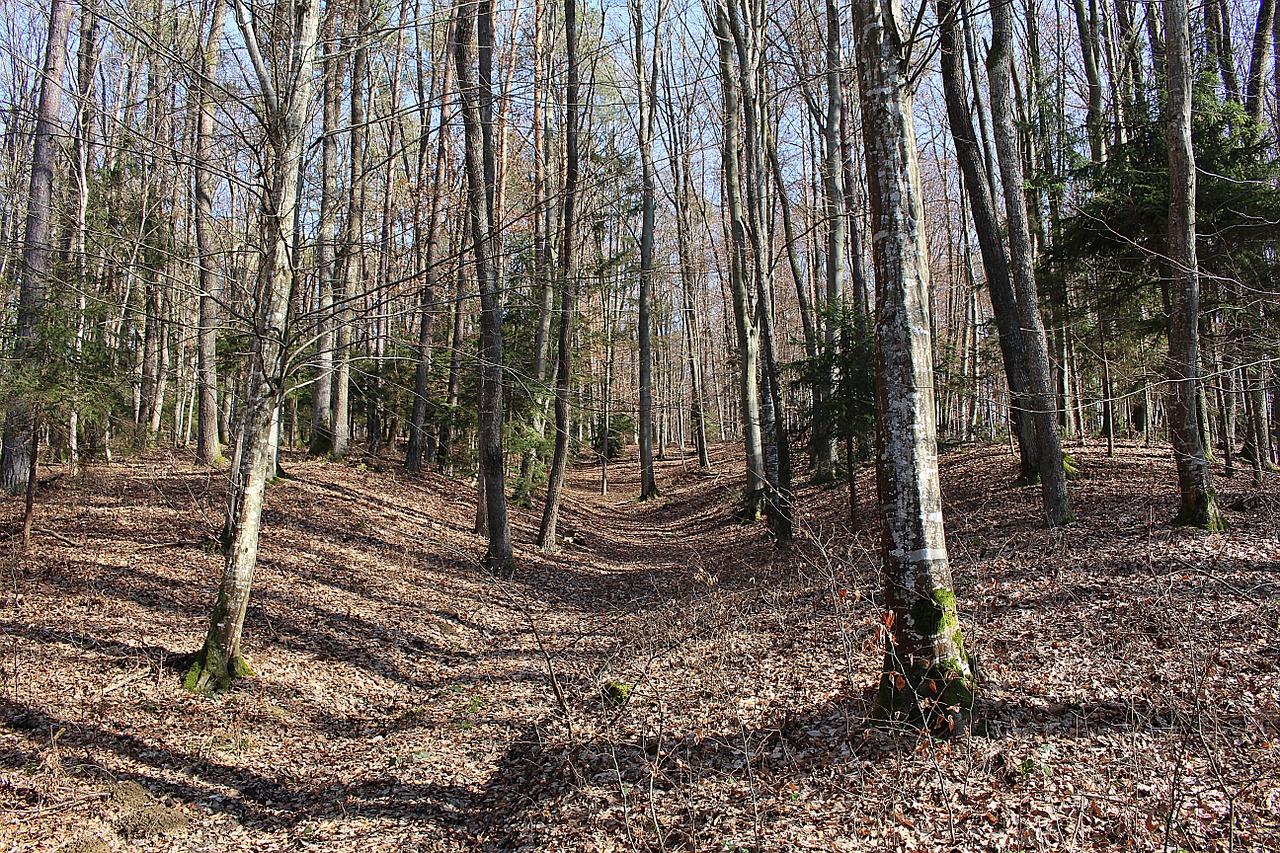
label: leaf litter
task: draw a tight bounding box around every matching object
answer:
[0,440,1276,852]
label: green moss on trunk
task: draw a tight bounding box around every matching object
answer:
[1173,488,1228,531]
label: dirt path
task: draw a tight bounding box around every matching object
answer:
[2,442,1277,852]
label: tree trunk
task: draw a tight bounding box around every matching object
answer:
[851,0,974,730]
[194,0,230,466]
[1163,0,1225,529]
[310,8,340,456]
[455,0,513,574]
[186,0,321,693]
[407,24,453,473]
[333,0,370,460]
[635,0,661,501]
[935,0,1038,484]
[538,0,582,552]
[0,0,72,495]
[712,0,766,522]
[990,0,1074,526]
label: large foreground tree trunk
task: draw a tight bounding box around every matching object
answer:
[852,0,974,730]
[185,0,321,694]
[1164,0,1225,529]
[1,0,72,495]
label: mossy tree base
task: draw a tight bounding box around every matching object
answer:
[182,646,255,695]
[873,656,976,736]
[1173,489,1228,531]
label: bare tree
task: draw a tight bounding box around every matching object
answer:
[455,0,514,572]
[989,0,1074,527]
[850,0,974,728]
[186,0,322,693]
[1164,0,1225,529]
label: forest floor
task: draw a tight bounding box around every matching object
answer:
[0,439,1278,852]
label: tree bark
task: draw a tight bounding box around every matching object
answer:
[194,0,230,467]
[935,0,1038,484]
[407,21,453,473]
[989,0,1074,526]
[635,0,661,501]
[333,0,371,460]
[851,0,974,730]
[1163,0,1225,528]
[1,0,72,495]
[455,0,514,573]
[310,8,340,455]
[538,0,582,552]
[186,0,321,693]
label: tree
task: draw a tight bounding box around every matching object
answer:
[634,0,661,501]
[850,0,974,729]
[0,0,72,495]
[1163,0,1225,530]
[538,0,582,553]
[933,0,1037,485]
[193,0,230,467]
[185,0,322,693]
[455,0,514,573]
[989,0,1073,527]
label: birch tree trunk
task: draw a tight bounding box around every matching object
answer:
[0,0,72,495]
[186,0,321,693]
[852,0,974,729]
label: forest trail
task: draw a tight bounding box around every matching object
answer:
[3,443,1279,852]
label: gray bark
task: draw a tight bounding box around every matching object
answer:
[990,0,1074,526]
[935,0,1038,484]
[1163,0,1224,529]
[1,0,72,495]
[455,0,514,573]
[187,0,321,693]
[194,0,229,467]
[538,0,582,552]
[851,0,973,729]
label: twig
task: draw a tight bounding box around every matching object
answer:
[1167,554,1260,603]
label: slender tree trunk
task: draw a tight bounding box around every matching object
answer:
[310,9,340,455]
[538,0,582,551]
[194,0,230,466]
[813,0,845,484]
[1163,0,1225,529]
[635,0,661,501]
[455,0,513,573]
[407,24,453,473]
[186,0,321,693]
[851,0,974,729]
[333,0,370,460]
[712,1,765,521]
[1,0,72,495]
[935,0,1038,484]
[990,0,1074,526]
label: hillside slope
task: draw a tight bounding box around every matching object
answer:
[1,442,1277,852]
